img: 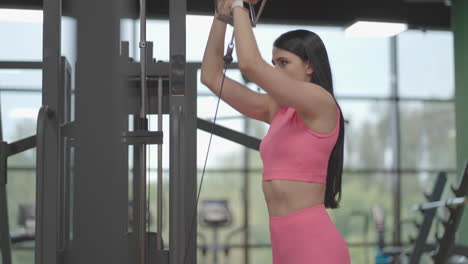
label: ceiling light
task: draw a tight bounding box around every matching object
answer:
[0,8,43,23]
[345,21,408,38]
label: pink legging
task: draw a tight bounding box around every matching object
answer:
[269,204,351,264]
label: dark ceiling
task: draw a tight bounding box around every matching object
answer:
[0,0,451,30]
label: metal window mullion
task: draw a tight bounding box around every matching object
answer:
[390,36,402,247]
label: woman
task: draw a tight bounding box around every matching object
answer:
[201,0,351,263]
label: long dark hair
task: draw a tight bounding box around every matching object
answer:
[274,29,345,209]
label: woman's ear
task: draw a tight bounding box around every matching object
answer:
[306,62,313,75]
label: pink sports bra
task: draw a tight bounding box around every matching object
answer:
[259,106,340,184]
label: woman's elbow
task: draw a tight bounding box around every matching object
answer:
[238,60,252,73]
[238,59,259,80]
[200,75,209,86]
[200,71,213,86]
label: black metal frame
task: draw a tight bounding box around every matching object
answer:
[35,0,61,263]
[0,48,70,264]
[168,0,197,262]
[197,118,260,150]
[432,161,468,263]
[67,0,129,263]
[0,135,38,264]
[0,141,12,264]
[408,171,447,264]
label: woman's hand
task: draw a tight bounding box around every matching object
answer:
[216,0,259,25]
[216,0,233,15]
[217,0,259,13]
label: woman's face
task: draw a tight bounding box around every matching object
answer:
[272,47,313,82]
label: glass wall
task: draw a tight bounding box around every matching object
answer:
[0,9,456,264]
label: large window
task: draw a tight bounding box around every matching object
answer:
[398,30,454,99]
[1,11,456,264]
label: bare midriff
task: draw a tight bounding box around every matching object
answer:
[262,179,326,217]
